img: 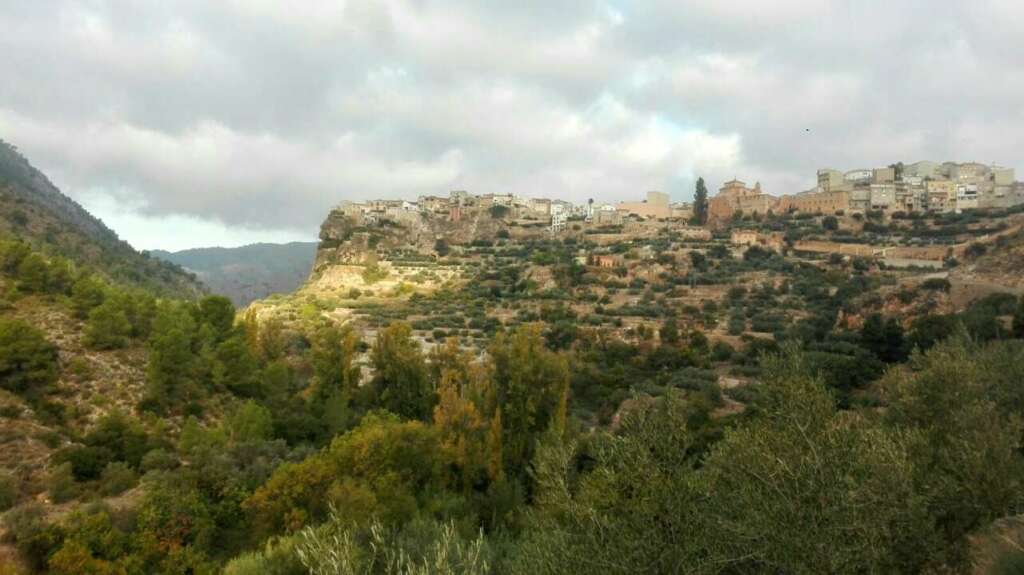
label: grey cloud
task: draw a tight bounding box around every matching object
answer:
[0,0,1021,238]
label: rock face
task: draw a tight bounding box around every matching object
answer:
[312,205,519,274]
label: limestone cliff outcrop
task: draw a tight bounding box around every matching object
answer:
[312,203,539,275]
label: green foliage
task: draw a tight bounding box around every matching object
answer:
[907,313,960,352]
[134,479,218,568]
[921,277,952,292]
[860,313,907,362]
[47,462,78,503]
[0,471,17,511]
[361,263,389,285]
[295,516,490,575]
[883,337,1024,565]
[659,316,680,344]
[84,410,155,469]
[0,318,59,395]
[223,536,304,575]
[2,503,62,571]
[16,253,50,293]
[698,349,934,573]
[1014,295,1024,338]
[227,400,275,443]
[691,177,708,225]
[140,448,180,473]
[990,546,1024,575]
[0,239,31,274]
[70,274,106,318]
[489,324,569,476]
[99,461,138,496]
[372,323,432,421]
[145,302,199,410]
[213,332,261,397]
[244,413,450,535]
[507,394,702,574]
[312,325,361,403]
[198,294,236,341]
[84,297,133,349]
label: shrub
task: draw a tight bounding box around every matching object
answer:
[84,299,133,349]
[140,448,180,473]
[990,548,1024,575]
[47,462,77,504]
[99,461,138,496]
[0,319,59,395]
[711,341,735,362]
[921,277,952,292]
[2,503,61,571]
[0,472,18,511]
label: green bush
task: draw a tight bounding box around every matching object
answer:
[920,277,952,292]
[990,548,1024,575]
[2,503,61,571]
[0,471,18,511]
[47,462,77,504]
[140,448,180,473]
[0,318,59,395]
[99,461,138,496]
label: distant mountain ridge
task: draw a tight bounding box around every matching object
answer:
[0,139,204,297]
[151,241,318,306]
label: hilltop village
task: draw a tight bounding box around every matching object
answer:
[239,159,1024,370]
[336,160,1021,233]
[314,160,1023,272]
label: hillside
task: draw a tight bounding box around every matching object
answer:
[0,140,203,297]
[2,196,1024,573]
[150,241,317,307]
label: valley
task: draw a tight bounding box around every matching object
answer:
[1,149,1023,574]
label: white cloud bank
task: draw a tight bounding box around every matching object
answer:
[1,1,1022,249]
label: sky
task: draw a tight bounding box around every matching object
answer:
[1,1,1022,251]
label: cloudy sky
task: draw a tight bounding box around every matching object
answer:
[2,1,1022,250]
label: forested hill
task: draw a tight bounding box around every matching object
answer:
[0,140,203,297]
[151,241,318,307]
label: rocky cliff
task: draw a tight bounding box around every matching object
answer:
[312,205,523,274]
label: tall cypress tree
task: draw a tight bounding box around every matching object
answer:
[693,177,709,225]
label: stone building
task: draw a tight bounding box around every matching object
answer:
[730,230,784,252]
[817,169,850,193]
[617,191,672,219]
[778,190,849,214]
[925,180,956,212]
[709,180,778,223]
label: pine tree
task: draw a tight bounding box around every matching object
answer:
[0,318,59,394]
[145,303,198,409]
[84,299,132,350]
[71,275,106,319]
[16,253,49,293]
[197,295,235,342]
